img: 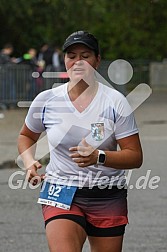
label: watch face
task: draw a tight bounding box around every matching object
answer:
[99,153,105,163]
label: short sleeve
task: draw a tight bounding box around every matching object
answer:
[113,94,139,139]
[25,92,47,133]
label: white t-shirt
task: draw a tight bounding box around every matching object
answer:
[25,82,138,187]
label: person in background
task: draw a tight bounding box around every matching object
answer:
[36,59,45,93]
[52,46,66,84]
[18,31,143,252]
[0,43,16,108]
[38,43,54,71]
[52,46,62,72]
[19,48,39,100]
[52,47,64,72]
[0,43,14,64]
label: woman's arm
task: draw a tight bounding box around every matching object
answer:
[18,123,44,183]
[69,134,143,170]
[104,134,143,169]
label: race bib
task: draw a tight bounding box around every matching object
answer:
[37,181,77,210]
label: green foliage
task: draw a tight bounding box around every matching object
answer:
[0,0,167,60]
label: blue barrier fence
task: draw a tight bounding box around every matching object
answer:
[0,64,68,106]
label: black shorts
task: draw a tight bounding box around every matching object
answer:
[42,186,128,237]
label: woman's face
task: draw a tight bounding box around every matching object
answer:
[64,44,100,83]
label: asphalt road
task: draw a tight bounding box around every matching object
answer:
[0,89,167,251]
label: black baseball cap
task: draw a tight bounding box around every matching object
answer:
[62,31,100,55]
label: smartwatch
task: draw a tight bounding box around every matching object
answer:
[97,150,106,165]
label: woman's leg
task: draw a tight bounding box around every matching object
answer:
[46,218,87,252]
[88,235,124,252]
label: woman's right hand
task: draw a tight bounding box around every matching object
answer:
[18,124,45,186]
[26,161,45,186]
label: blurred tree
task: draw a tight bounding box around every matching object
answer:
[0,0,166,60]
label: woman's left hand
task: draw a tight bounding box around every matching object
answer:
[69,139,98,167]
